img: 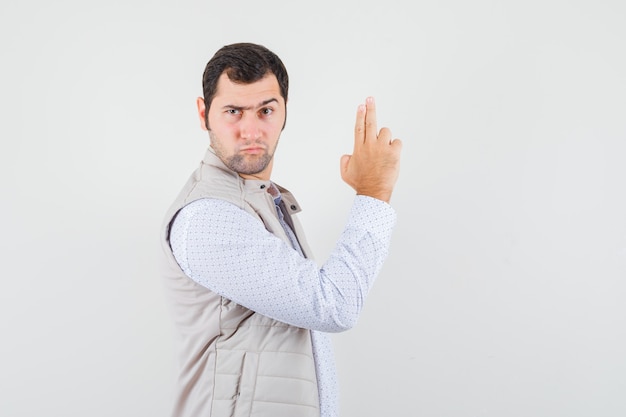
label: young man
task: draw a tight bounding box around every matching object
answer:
[160,42,402,417]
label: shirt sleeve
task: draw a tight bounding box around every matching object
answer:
[168,195,396,333]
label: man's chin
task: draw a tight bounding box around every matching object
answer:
[227,157,270,176]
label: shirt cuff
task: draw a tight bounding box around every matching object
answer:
[346,195,397,245]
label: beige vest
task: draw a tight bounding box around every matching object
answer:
[160,148,320,417]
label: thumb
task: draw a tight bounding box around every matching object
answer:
[340,154,351,176]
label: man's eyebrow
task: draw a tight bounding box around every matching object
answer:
[223,98,279,111]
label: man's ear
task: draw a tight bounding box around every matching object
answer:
[196,97,208,131]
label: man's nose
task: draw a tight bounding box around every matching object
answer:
[240,114,262,140]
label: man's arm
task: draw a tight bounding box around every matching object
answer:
[169,195,395,333]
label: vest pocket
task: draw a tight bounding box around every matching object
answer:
[233,351,260,417]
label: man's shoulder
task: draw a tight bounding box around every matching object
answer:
[181,161,244,208]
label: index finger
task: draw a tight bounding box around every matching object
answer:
[365,96,378,142]
[354,101,366,145]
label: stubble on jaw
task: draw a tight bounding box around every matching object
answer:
[208,130,276,176]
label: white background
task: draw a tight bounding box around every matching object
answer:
[1,0,625,416]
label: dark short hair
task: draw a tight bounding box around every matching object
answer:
[202,43,289,128]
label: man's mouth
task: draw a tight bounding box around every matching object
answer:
[240,146,265,154]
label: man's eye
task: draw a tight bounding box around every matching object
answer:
[260,108,273,116]
[226,109,240,115]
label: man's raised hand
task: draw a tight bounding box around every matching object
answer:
[340,97,402,203]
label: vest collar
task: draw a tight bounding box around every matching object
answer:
[201,147,302,215]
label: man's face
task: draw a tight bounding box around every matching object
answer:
[199,72,286,180]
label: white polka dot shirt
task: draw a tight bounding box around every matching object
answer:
[169,192,396,417]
